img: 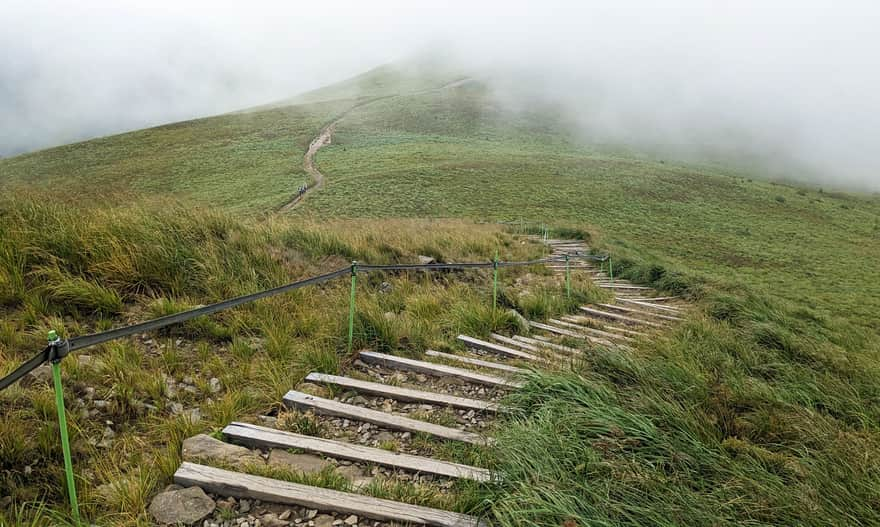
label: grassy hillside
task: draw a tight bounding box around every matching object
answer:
[0,100,357,213]
[303,85,880,330]
[2,63,880,526]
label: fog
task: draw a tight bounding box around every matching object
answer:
[2,1,879,190]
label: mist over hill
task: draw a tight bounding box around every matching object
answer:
[2,1,879,191]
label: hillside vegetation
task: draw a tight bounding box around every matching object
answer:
[1,63,880,526]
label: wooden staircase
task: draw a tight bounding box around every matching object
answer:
[169,237,689,526]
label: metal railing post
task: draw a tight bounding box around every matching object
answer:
[492,251,499,312]
[347,262,357,352]
[565,253,571,299]
[48,330,80,524]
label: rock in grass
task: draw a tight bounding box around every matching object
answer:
[417,255,436,265]
[507,309,530,331]
[149,486,215,525]
[314,514,334,527]
[268,449,331,473]
[21,364,52,387]
[261,512,289,527]
[182,434,263,468]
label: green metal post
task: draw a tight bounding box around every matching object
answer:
[609,255,614,282]
[492,250,499,312]
[347,262,357,352]
[565,253,571,299]
[49,330,80,524]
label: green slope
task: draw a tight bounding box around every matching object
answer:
[2,63,880,526]
[0,99,356,212]
[302,84,880,330]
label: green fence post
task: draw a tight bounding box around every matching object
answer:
[48,330,81,524]
[609,255,614,282]
[492,250,499,312]
[347,261,358,353]
[565,253,571,299]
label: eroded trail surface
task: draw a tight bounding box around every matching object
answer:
[279,78,475,212]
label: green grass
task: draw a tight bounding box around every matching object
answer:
[1,63,879,526]
[0,193,539,524]
[0,99,356,213]
[298,86,880,330]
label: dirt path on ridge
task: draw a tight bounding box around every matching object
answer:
[278,77,474,212]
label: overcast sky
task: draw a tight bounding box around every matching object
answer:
[2,1,879,190]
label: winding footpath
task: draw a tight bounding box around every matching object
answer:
[279,78,475,212]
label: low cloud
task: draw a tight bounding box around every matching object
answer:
[2,1,878,190]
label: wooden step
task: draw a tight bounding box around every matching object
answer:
[547,318,635,342]
[597,284,652,290]
[490,333,540,353]
[360,351,523,389]
[284,391,490,445]
[514,335,580,354]
[529,321,615,346]
[175,462,485,527]
[598,303,683,321]
[488,333,567,363]
[305,373,496,412]
[457,335,542,362]
[617,298,683,313]
[558,316,647,338]
[223,422,491,482]
[628,296,679,302]
[424,350,527,375]
[579,306,663,327]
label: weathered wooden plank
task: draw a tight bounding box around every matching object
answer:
[529,321,617,346]
[488,333,568,363]
[360,351,523,389]
[628,296,680,302]
[457,335,542,362]
[579,306,664,327]
[547,318,635,342]
[223,422,491,482]
[598,303,683,321]
[304,373,496,412]
[283,391,490,445]
[591,324,647,338]
[559,316,647,337]
[515,335,580,354]
[490,333,540,353]
[175,462,486,527]
[617,298,683,313]
[596,284,652,290]
[424,350,527,375]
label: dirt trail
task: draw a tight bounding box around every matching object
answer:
[278,78,474,212]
